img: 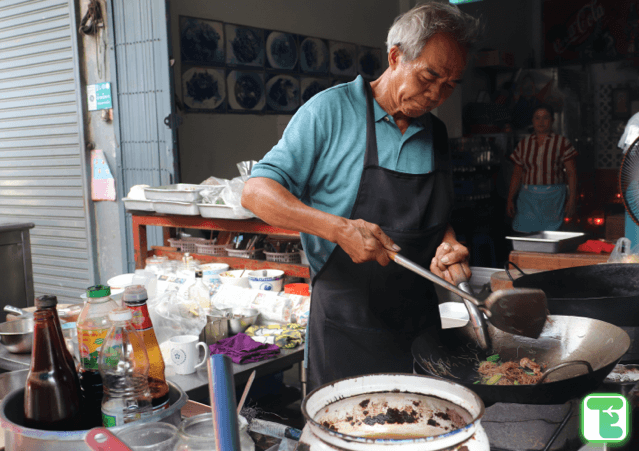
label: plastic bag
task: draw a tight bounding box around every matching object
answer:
[607,237,639,263]
[221,176,255,217]
[148,288,207,345]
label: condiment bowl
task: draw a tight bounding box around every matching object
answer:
[218,270,250,288]
[219,308,259,335]
[248,269,285,292]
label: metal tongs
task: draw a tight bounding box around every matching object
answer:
[389,252,548,341]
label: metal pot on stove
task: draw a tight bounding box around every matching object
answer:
[298,373,489,450]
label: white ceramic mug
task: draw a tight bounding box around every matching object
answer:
[168,335,209,375]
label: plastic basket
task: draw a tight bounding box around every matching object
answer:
[167,238,211,253]
[264,251,301,264]
[225,247,265,260]
[195,242,228,256]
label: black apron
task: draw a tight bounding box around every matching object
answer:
[307,81,454,392]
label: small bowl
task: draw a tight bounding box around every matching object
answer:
[248,270,285,292]
[219,308,259,335]
[218,270,250,288]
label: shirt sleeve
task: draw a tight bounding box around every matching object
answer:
[250,101,327,199]
[509,139,525,166]
[560,136,578,162]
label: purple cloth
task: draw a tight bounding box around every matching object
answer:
[209,333,280,364]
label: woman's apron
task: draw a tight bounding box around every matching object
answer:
[307,81,453,392]
[513,184,566,232]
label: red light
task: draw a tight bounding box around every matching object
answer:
[617,193,622,198]
[564,217,571,223]
[587,217,605,226]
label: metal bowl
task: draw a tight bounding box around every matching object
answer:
[219,308,259,335]
[0,318,33,354]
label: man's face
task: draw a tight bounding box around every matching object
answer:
[389,33,468,118]
[532,108,553,135]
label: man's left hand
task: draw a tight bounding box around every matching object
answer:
[430,240,471,284]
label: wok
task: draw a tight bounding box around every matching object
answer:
[511,263,639,326]
[511,263,639,362]
[412,315,630,405]
[0,318,33,354]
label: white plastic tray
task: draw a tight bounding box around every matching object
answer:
[506,231,586,253]
[152,200,200,215]
[122,198,155,211]
[144,184,206,202]
[197,203,254,220]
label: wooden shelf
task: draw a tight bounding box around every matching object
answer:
[130,212,309,279]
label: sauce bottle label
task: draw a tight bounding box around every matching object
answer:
[126,304,153,331]
[78,328,109,369]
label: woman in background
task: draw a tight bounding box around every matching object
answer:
[507,104,578,232]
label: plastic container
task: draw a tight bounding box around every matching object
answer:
[99,308,153,427]
[284,283,310,296]
[263,251,301,264]
[195,242,228,256]
[199,263,230,285]
[225,247,265,260]
[173,413,254,451]
[115,422,178,451]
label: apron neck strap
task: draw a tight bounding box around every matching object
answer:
[363,81,379,167]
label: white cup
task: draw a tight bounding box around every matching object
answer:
[168,335,209,375]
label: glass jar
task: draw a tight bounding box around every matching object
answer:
[174,414,216,451]
[115,422,178,451]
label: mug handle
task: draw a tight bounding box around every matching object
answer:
[194,342,210,370]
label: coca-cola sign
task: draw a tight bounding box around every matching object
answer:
[544,0,639,65]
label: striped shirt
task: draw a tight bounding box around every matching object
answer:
[510,133,577,185]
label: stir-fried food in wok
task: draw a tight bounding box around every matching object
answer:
[476,355,546,385]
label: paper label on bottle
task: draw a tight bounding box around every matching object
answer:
[78,327,109,370]
[126,304,153,331]
[101,412,118,427]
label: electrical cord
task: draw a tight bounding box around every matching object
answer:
[78,0,104,36]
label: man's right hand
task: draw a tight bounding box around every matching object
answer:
[335,218,400,266]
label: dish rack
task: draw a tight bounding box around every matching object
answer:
[226,247,265,260]
[168,237,211,253]
[263,251,301,264]
[195,242,228,256]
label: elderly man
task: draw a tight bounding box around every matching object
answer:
[242,3,482,390]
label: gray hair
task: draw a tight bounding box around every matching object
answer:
[387,2,482,61]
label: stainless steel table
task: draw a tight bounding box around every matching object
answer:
[0,343,305,403]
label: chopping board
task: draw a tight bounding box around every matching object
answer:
[490,269,545,292]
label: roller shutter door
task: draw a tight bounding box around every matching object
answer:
[0,0,96,304]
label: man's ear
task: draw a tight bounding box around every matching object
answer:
[388,45,402,69]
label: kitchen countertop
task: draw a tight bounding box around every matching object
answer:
[508,249,611,271]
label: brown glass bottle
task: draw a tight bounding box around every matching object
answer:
[123,285,170,411]
[24,295,82,431]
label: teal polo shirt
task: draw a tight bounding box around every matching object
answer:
[251,75,435,277]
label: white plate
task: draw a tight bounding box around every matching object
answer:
[266,75,299,112]
[438,302,469,329]
[266,31,298,70]
[182,67,226,110]
[144,184,206,202]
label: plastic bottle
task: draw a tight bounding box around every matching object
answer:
[24,295,82,431]
[188,271,211,309]
[77,285,120,428]
[99,308,153,427]
[123,285,170,412]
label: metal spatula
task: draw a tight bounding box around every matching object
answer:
[389,252,548,339]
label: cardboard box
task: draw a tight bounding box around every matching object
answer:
[476,50,514,68]
[605,213,625,242]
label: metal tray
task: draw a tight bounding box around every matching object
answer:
[144,184,206,202]
[152,200,200,215]
[197,203,254,220]
[506,231,586,253]
[122,197,155,212]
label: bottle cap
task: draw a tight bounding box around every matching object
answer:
[108,309,133,322]
[195,271,203,278]
[86,285,111,298]
[122,285,148,305]
[35,295,58,309]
